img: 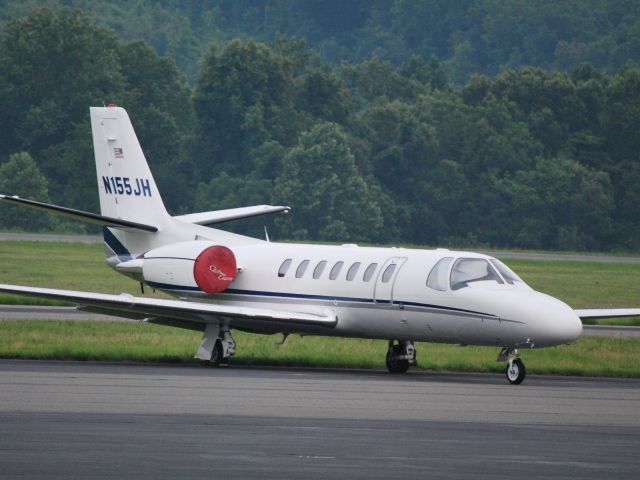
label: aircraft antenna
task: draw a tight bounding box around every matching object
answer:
[264,225,270,242]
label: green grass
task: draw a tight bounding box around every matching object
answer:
[505,259,640,326]
[2,241,639,307]
[0,240,170,305]
[509,259,640,309]
[2,240,638,323]
[1,320,638,377]
[1,239,640,376]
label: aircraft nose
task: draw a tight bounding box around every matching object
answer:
[553,305,583,343]
[534,295,583,346]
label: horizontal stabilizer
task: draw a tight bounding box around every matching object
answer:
[0,195,158,232]
[0,284,338,329]
[575,308,640,319]
[174,205,290,226]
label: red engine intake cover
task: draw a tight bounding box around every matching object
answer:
[193,245,237,293]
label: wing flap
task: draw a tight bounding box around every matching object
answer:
[575,308,640,319]
[0,284,337,328]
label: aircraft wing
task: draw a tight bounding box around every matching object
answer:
[0,284,337,329]
[574,309,640,320]
[0,195,157,232]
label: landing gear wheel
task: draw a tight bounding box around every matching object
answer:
[385,341,415,374]
[387,358,410,374]
[210,339,224,366]
[506,358,526,385]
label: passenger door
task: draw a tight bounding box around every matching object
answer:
[373,256,407,305]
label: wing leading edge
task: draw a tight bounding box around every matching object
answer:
[0,195,157,232]
[0,196,290,231]
[574,308,640,320]
[173,205,290,226]
[0,284,337,329]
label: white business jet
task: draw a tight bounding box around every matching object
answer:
[1,106,638,384]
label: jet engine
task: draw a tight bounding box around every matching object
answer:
[136,241,238,293]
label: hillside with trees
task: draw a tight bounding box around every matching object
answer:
[2,0,639,83]
[0,5,639,251]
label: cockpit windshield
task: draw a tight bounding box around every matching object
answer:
[450,258,503,290]
[489,258,524,285]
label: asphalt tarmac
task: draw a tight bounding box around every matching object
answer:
[0,360,638,479]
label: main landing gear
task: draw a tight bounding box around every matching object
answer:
[386,340,417,374]
[195,323,236,366]
[498,347,526,385]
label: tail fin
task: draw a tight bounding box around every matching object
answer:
[1,106,288,261]
[90,106,170,229]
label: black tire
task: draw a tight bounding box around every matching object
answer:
[210,339,224,366]
[199,360,211,367]
[506,358,526,385]
[386,358,411,374]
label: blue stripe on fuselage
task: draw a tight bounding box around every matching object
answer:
[144,281,496,318]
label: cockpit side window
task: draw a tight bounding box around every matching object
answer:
[490,259,523,285]
[450,258,504,290]
[426,257,453,291]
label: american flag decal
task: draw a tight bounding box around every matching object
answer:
[113,147,123,158]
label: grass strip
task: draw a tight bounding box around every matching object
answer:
[3,241,640,324]
[1,320,638,378]
[0,240,170,305]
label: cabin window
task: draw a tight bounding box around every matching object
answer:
[278,258,292,277]
[450,258,503,290]
[346,262,361,281]
[329,261,344,280]
[313,260,327,279]
[426,257,453,291]
[490,259,523,285]
[363,262,378,282]
[296,259,310,278]
[381,264,397,283]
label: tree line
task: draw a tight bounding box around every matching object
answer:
[0,8,639,251]
[2,1,639,83]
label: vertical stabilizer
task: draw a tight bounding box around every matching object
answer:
[89,105,261,261]
[90,106,170,228]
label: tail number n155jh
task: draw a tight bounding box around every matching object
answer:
[102,176,151,197]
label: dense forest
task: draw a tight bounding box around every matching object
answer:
[0,4,639,251]
[2,0,640,83]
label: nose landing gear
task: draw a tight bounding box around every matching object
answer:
[498,347,526,384]
[506,358,526,384]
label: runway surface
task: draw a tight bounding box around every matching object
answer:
[0,360,638,479]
